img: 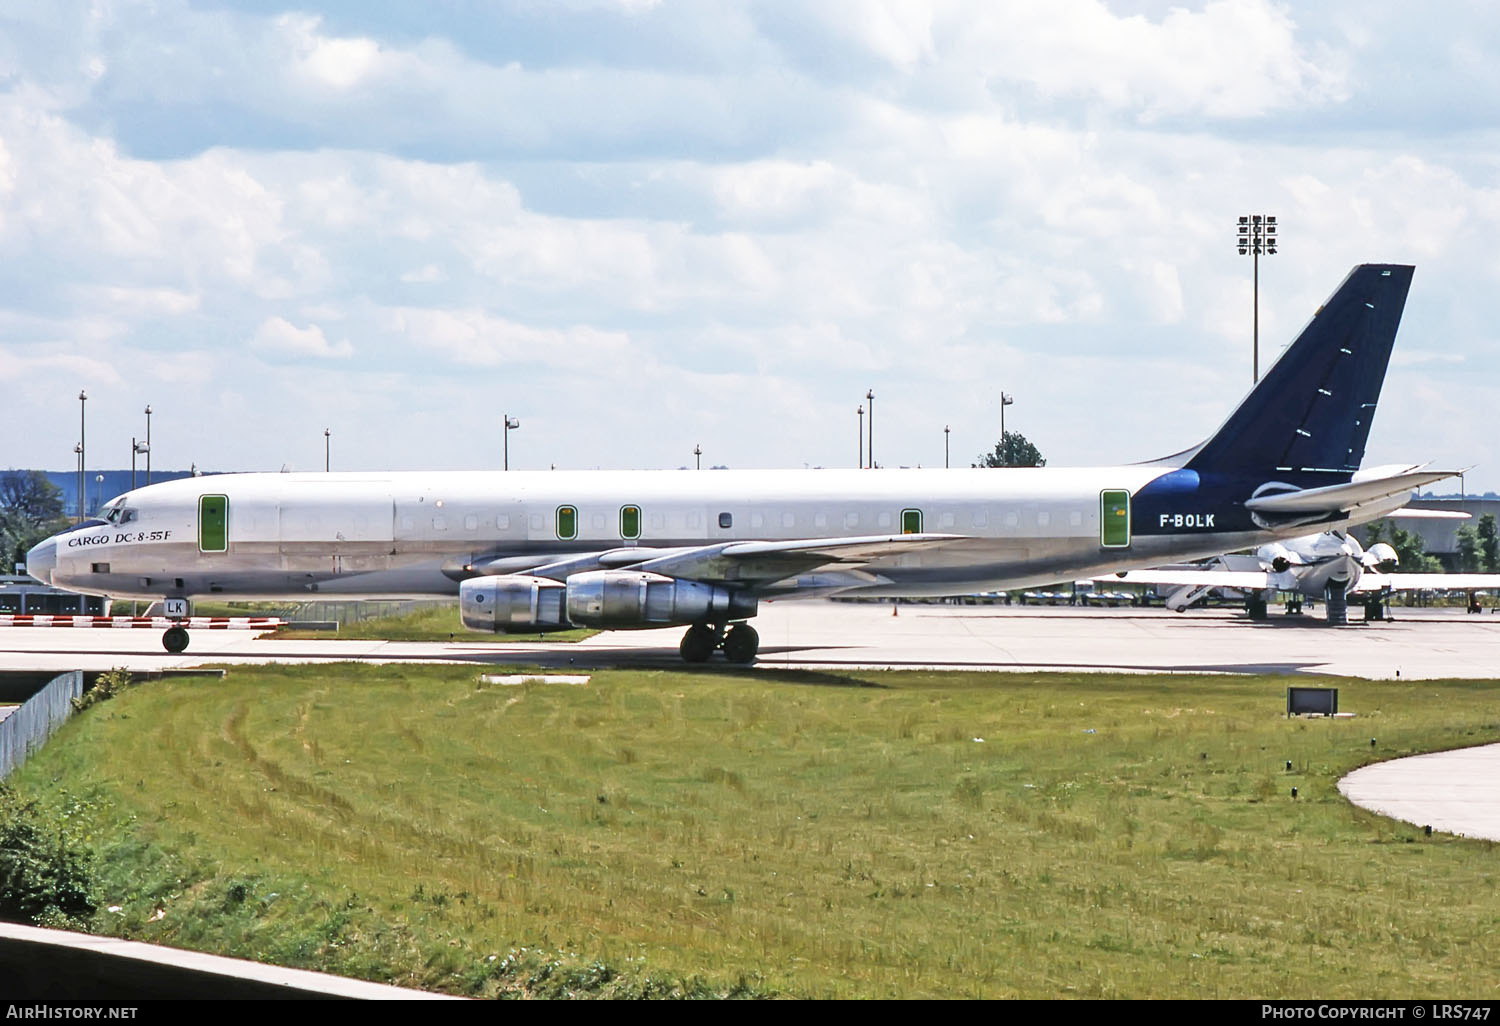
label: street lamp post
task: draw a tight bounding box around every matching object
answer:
[944,425,950,469]
[857,405,864,468]
[131,439,149,490]
[324,428,331,472]
[95,474,104,514]
[999,392,1014,465]
[1237,214,1279,383]
[73,443,82,523]
[504,415,520,470]
[694,444,702,470]
[77,391,87,521]
[865,390,874,469]
[144,405,152,484]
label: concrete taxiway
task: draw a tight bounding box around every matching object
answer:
[1339,744,1500,842]
[1,600,1498,678]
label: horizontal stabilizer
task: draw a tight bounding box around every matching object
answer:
[1243,469,1460,515]
[1104,570,1270,590]
[1357,573,1500,594]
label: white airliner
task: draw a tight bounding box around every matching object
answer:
[1110,522,1500,624]
[27,264,1457,661]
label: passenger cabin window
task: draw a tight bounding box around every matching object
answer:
[1037,511,1050,527]
[814,512,827,528]
[719,512,733,529]
[845,512,859,528]
[556,505,577,540]
[972,510,988,528]
[592,512,606,531]
[877,512,892,529]
[781,512,795,528]
[901,509,922,534]
[464,515,478,531]
[620,505,641,539]
[497,513,511,530]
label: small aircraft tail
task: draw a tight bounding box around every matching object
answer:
[1184,264,1414,476]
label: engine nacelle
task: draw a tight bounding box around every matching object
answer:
[1365,542,1398,571]
[460,574,570,633]
[564,570,757,629]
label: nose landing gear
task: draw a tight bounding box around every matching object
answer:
[162,625,190,653]
[678,622,760,664]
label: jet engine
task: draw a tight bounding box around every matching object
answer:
[460,569,758,633]
[565,570,757,629]
[1365,542,1398,571]
[460,574,569,632]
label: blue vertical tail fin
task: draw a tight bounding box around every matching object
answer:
[1184,264,1414,476]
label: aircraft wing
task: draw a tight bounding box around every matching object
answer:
[632,533,966,585]
[1103,569,1272,590]
[469,535,967,588]
[1357,573,1500,594]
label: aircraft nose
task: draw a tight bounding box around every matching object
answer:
[26,537,57,586]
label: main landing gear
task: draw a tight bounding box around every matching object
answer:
[679,622,760,664]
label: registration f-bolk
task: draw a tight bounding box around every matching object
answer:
[27,265,1455,662]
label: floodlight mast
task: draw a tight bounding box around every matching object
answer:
[1237,214,1279,383]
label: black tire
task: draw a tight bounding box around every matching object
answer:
[1247,596,1268,621]
[163,626,190,653]
[679,624,717,663]
[722,624,759,664]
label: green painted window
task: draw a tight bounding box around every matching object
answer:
[1100,490,1131,548]
[901,508,922,535]
[199,495,228,553]
[620,505,641,540]
[556,505,577,540]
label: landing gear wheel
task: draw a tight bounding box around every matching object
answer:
[679,624,717,663]
[162,626,190,653]
[1247,596,1268,621]
[722,623,760,664]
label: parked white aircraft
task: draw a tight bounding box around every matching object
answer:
[1109,523,1500,624]
[27,264,1456,660]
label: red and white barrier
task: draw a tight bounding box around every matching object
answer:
[0,615,283,630]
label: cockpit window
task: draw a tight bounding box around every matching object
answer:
[105,507,137,525]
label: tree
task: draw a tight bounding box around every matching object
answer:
[0,471,67,574]
[1455,523,1482,572]
[1386,524,1443,573]
[1478,513,1499,571]
[974,431,1046,468]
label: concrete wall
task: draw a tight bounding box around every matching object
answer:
[0,670,83,780]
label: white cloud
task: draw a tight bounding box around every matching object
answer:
[250,316,353,359]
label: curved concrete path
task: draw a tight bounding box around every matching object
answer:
[1339,743,1500,841]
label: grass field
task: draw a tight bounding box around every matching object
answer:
[188,600,595,643]
[5,666,1500,998]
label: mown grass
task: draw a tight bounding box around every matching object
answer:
[8,667,1500,998]
[185,600,595,644]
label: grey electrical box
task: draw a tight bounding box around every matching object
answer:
[1287,686,1338,716]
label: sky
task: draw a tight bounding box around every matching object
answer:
[2,0,1498,487]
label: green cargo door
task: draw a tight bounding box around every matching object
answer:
[901,508,923,535]
[1100,490,1130,548]
[199,494,229,553]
